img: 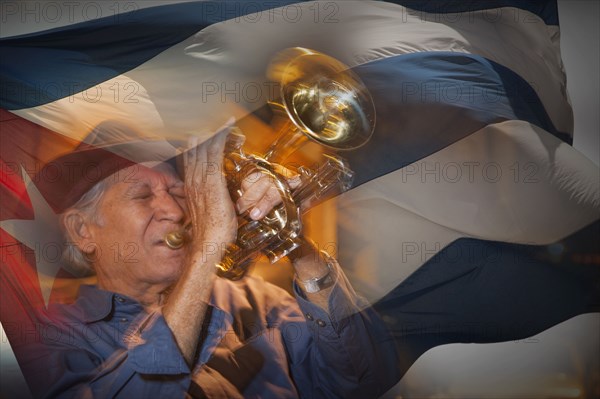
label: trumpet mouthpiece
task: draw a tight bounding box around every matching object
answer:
[164,231,186,249]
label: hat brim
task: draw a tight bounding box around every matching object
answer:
[35,139,181,213]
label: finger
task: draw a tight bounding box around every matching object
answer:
[193,138,212,185]
[205,128,229,163]
[203,132,229,186]
[236,172,273,214]
[201,132,235,222]
[185,136,198,187]
[271,163,301,189]
[247,185,283,220]
[287,174,302,189]
[185,137,202,227]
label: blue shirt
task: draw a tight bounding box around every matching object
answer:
[21,272,399,398]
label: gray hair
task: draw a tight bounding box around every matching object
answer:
[59,179,109,276]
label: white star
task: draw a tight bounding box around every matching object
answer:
[0,166,64,307]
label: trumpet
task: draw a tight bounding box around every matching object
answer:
[164,48,375,280]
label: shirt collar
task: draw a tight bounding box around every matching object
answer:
[77,285,126,323]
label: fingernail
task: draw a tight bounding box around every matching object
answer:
[250,208,261,219]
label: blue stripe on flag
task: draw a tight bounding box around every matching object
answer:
[346,51,569,187]
[386,0,559,26]
[0,0,304,110]
[372,219,600,378]
[0,0,560,111]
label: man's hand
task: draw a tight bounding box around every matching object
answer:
[184,131,299,243]
[184,130,237,252]
[235,165,301,220]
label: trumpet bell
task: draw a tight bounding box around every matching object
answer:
[264,48,375,163]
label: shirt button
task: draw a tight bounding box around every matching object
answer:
[316,319,326,327]
[305,313,314,321]
[116,296,125,303]
[120,318,128,323]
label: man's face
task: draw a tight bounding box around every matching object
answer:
[86,163,188,290]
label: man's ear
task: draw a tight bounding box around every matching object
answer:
[62,210,95,254]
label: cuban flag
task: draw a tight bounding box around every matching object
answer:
[1,1,598,397]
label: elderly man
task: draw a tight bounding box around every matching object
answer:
[22,122,399,398]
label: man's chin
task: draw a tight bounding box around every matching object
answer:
[153,245,185,265]
[157,250,185,264]
[154,242,186,255]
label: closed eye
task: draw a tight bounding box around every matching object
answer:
[134,192,153,200]
[124,182,153,200]
[169,186,186,199]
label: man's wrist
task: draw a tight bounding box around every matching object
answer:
[289,238,328,279]
[294,251,337,293]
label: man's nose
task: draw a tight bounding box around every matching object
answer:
[155,192,185,222]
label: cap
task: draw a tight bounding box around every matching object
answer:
[35,120,180,213]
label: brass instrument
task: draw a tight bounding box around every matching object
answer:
[164,48,375,280]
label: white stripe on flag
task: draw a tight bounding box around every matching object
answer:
[336,119,599,301]
[12,1,571,143]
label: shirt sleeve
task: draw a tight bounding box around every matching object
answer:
[289,260,401,399]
